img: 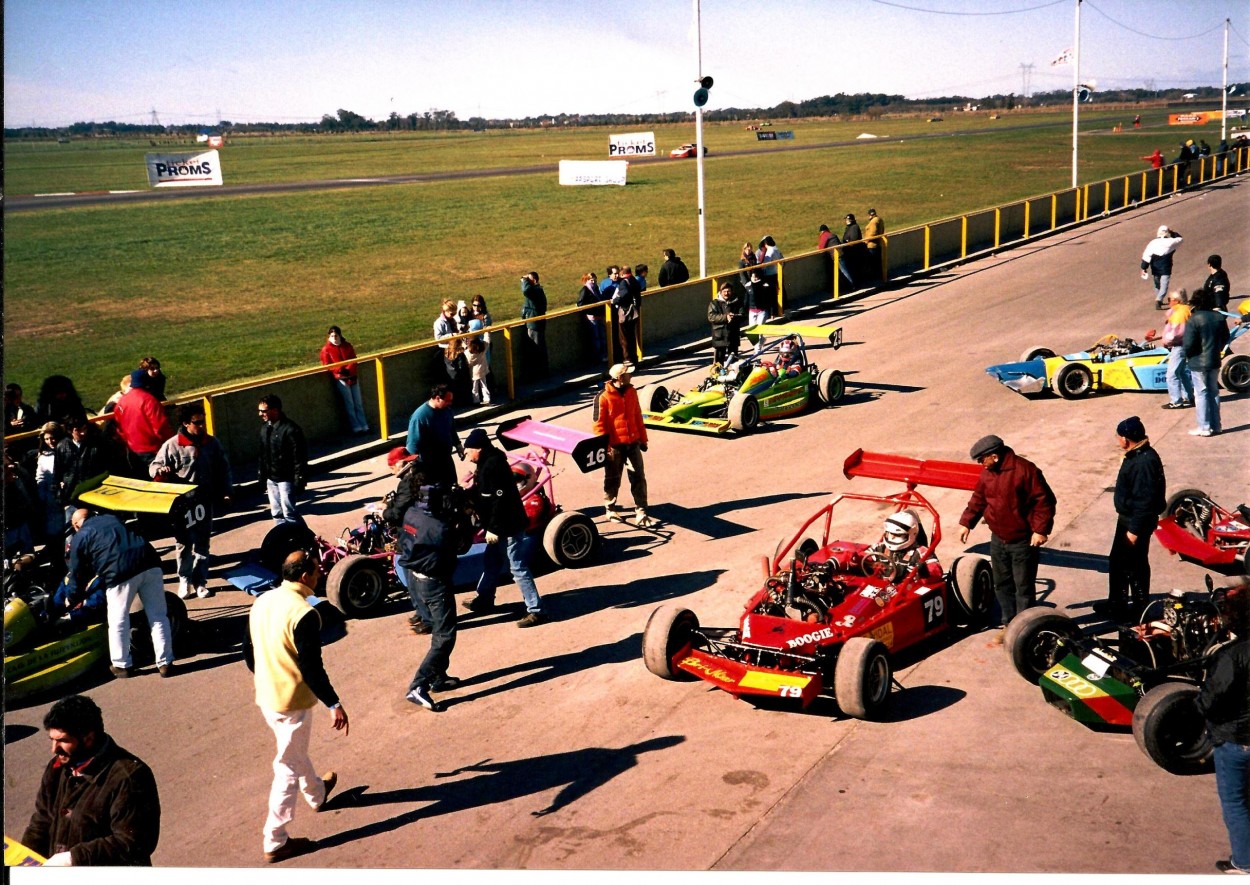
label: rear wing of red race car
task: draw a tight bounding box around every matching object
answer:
[843,449,981,492]
[496,415,608,473]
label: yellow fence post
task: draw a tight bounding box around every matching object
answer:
[1023,201,1031,239]
[993,208,1001,249]
[1050,193,1057,230]
[777,262,786,316]
[960,216,968,259]
[374,357,389,440]
[832,247,841,300]
[203,395,217,437]
[880,236,889,284]
[923,227,931,271]
[502,327,516,400]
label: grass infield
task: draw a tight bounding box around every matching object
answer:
[3,109,1223,408]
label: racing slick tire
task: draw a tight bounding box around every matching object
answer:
[834,637,892,720]
[130,591,190,662]
[816,368,846,406]
[326,554,387,618]
[542,510,600,568]
[1004,607,1080,683]
[259,522,318,575]
[1165,488,1213,541]
[647,385,671,413]
[728,392,761,433]
[1218,354,1250,393]
[642,605,700,680]
[1019,345,1057,362]
[1132,681,1213,775]
[949,555,993,628]
[1054,363,1094,399]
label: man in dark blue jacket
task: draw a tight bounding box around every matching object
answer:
[1095,417,1165,618]
[1183,286,1231,437]
[64,509,173,678]
[397,483,464,712]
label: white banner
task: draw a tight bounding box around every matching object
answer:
[145,150,223,188]
[1050,48,1072,67]
[608,131,655,157]
[559,160,629,186]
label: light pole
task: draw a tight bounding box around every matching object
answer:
[693,0,707,278]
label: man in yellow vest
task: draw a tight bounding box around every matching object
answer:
[245,550,349,863]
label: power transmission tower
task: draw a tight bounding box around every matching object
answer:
[150,108,162,128]
[1019,63,1034,100]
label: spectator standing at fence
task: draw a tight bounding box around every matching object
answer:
[1204,254,1231,311]
[22,694,161,866]
[55,415,125,519]
[1183,286,1231,438]
[1095,416,1164,618]
[244,550,348,864]
[443,336,472,406]
[24,421,66,543]
[113,370,173,477]
[35,375,90,428]
[151,403,232,600]
[863,208,885,282]
[520,271,549,380]
[405,384,463,488]
[466,338,491,405]
[593,364,656,528]
[817,224,837,250]
[6,382,34,436]
[758,236,783,317]
[462,428,547,627]
[257,394,308,527]
[65,508,174,678]
[138,357,167,403]
[613,266,642,364]
[101,375,131,415]
[578,272,608,363]
[470,294,493,366]
[433,299,457,353]
[319,326,370,435]
[600,265,620,298]
[1160,289,1194,411]
[658,249,690,288]
[634,263,649,292]
[1141,148,1164,170]
[841,215,864,287]
[1139,224,1183,310]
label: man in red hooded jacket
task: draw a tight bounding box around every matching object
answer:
[113,369,173,476]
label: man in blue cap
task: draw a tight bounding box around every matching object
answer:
[1096,416,1165,618]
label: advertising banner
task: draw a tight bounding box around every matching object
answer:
[608,131,656,157]
[559,160,628,186]
[1169,111,1223,126]
[145,150,223,187]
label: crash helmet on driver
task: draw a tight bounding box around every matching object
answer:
[883,510,921,552]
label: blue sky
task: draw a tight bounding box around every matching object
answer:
[4,0,1247,127]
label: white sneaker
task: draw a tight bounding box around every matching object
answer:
[177,581,192,599]
[1188,428,1214,437]
[196,585,214,599]
[635,512,658,528]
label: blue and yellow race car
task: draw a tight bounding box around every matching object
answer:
[642,324,845,434]
[986,315,1248,399]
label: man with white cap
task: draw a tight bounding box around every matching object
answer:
[593,364,655,528]
[1140,224,1183,310]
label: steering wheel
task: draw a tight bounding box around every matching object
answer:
[862,551,903,582]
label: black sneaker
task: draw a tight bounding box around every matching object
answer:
[464,597,496,614]
[431,675,462,691]
[1091,599,1126,618]
[1216,860,1249,875]
[405,685,443,712]
[1161,402,1186,410]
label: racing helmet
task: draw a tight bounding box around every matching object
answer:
[883,510,921,552]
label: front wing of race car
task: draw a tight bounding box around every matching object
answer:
[1038,651,1138,727]
[642,389,733,434]
[674,646,824,707]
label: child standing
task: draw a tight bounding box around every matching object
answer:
[467,337,491,405]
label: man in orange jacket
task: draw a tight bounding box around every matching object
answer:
[593,364,656,527]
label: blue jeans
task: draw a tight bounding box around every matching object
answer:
[396,561,432,623]
[1152,273,1171,305]
[1190,366,1221,433]
[407,575,457,690]
[1165,347,1193,404]
[334,379,369,433]
[266,480,304,526]
[1214,741,1250,872]
[475,533,541,613]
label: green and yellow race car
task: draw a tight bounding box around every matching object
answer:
[642,324,846,435]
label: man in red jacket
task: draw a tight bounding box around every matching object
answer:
[958,434,1057,632]
[593,363,655,527]
[112,370,173,476]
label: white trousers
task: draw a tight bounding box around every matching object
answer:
[261,706,327,852]
[106,567,172,668]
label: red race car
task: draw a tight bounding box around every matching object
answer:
[1155,488,1250,576]
[669,143,708,159]
[642,449,994,719]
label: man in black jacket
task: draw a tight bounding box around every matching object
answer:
[23,694,160,866]
[1095,416,1165,618]
[257,394,309,526]
[658,248,690,288]
[461,428,545,627]
[397,482,464,712]
[1184,286,1232,437]
[1204,254,1231,311]
[1197,580,1250,875]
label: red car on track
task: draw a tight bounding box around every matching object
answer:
[669,143,707,159]
[642,450,994,719]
